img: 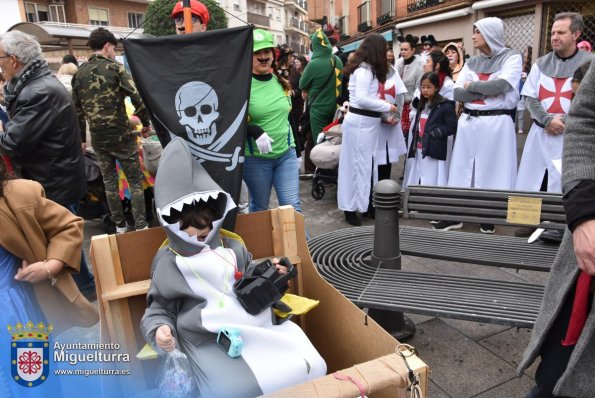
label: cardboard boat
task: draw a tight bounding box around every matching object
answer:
[90,206,428,397]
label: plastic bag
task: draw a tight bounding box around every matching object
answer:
[158,349,199,398]
[381,111,399,125]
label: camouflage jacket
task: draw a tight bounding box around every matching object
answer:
[72,54,150,143]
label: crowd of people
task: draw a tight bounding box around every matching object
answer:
[1,0,595,396]
[334,13,593,239]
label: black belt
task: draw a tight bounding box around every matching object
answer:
[349,107,381,118]
[463,108,516,118]
[532,119,546,128]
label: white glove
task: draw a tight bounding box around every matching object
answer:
[296,156,303,171]
[256,132,274,154]
[317,132,326,144]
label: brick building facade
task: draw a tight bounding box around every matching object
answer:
[307,0,594,62]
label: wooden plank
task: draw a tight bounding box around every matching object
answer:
[109,234,125,286]
[101,280,151,302]
[90,234,147,392]
[116,228,166,283]
[89,235,110,344]
[270,206,299,258]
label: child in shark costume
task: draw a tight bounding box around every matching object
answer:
[141,138,326,397]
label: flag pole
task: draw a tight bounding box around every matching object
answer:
[183,0,193,34]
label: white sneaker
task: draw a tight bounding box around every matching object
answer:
[136,226,149,231]
[116,224,128,234]
[433,221,463,231]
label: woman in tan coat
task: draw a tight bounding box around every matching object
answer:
[0,157,98,334]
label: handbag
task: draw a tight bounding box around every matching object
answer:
[140,136,163,175]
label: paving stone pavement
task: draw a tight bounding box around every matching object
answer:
[79,131,549,397]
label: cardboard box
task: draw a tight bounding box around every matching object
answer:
[91,206,428,397]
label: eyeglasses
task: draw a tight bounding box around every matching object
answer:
[174,15,201,25]
[0,54,12,59]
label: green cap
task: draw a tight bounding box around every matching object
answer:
[253,29,274,53]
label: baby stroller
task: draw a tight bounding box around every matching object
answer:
[310,109,343,200]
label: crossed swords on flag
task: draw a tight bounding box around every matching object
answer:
[154,102,247,171]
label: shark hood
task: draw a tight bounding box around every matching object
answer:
[154,137,236,256]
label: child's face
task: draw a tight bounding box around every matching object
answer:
[182,224,212,242]
[420,80,438,99]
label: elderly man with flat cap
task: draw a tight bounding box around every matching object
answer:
[171,0,209,35]
[436,17,522,234]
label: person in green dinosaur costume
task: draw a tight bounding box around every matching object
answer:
[299,29,343,143]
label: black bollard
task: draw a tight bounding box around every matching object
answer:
[367,179,415,340]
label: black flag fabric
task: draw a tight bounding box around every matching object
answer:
[124,26,253,229]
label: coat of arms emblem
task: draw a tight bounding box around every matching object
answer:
[8,321,52,387]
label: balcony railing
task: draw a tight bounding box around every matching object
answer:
[247,12,270,27]
[286,17,308,32]
[38,21,143,34]
[407,0,446,13]
[377,12,394,25]
[289,41,307,54]
[357,21,372,33]
[284,0,308,11]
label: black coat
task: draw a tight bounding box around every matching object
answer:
[1,64,85,206]
[408,96,457,161]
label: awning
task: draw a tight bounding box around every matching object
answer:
[340,30,393,53]
[7,22,152,52]
[395,7,473,30]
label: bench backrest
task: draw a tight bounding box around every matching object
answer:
[403,185,566,229]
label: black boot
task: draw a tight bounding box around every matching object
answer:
[363,205,375,219]
[344,211,361,226]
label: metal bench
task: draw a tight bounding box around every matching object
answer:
[403,185,566,229]
[399,225,560,272]
[306,185,568,328]
[401,185,566,272]
[308,226,544,328]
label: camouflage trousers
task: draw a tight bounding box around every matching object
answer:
[93,135,147,229]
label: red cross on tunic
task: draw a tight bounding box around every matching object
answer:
[538,77,573,114]
[471,73,492,105]
[378,83,396,100]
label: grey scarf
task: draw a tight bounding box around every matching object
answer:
[3,57,47,109]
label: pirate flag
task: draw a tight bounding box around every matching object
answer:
[124,25,253,229]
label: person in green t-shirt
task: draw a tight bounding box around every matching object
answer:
[243,29,301,213]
